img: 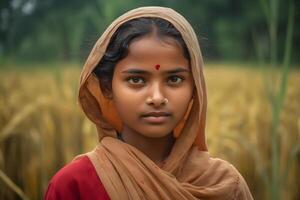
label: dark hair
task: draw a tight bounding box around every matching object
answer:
[93,17,190,96]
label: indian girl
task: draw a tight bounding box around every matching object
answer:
[44,6,253,200]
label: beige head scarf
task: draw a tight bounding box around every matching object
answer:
[77,6,253,200]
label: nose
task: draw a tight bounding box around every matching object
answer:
[146,83,166,107]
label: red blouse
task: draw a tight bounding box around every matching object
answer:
[44,155,110,200]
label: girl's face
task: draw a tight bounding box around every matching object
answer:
[112,35,194,138]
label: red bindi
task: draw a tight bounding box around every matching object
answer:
[155,64,160,70]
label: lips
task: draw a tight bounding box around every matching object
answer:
[141,111,171,124]
[142,111,171,117]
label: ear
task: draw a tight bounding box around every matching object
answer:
[104,92,113,100]
[107,93,113,100]
[101,89,113,100]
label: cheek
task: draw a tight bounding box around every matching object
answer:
[112,78,141,100]
[170,90,193,107]
[111,78,142,117]
[168,84,194,115]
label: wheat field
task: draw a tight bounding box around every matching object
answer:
[0,64,299,200]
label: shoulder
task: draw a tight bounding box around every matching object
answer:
[50,155,96,183]
[210,157,254,200]
[44,155,110,200]
[48,155,96,188]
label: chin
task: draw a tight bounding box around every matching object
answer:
[137,126,174,138]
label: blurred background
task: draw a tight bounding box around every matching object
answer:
[0,0,299,199]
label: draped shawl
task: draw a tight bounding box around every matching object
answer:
[77,6,253,200]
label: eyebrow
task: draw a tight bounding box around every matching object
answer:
[121,67,190,74]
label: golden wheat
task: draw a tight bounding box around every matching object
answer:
[0,64,299,199]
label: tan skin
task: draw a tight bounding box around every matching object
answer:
[110,34,194,165]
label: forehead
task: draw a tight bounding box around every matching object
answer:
[115,35,189,71]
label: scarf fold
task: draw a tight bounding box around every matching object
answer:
[77,6,253,200]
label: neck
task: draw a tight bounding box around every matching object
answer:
[120,128,175,164]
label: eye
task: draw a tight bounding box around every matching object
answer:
[167,75,184,85]
[126,76,145,84]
